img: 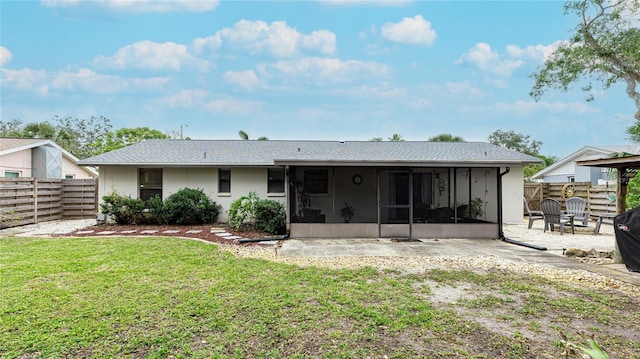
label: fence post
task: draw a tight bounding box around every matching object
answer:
[33,177,38,223]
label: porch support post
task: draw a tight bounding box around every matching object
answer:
[377,168,381,238]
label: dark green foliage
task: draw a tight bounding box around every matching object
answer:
[100,192,147,225]
[143,195,166,225]
[163,188,221,225]
[227,191,259,230]
[254,199,286,234]
[101,189,220,225]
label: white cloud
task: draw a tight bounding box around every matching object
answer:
[162,89,262,115]
[506,41,563,63]
[495,100,599,115]
[258,57,390,85]
[444,81,486,97]
[380,15,436,46]
[1,67,168,95]
[455,42,523,77]
[0,46,12,67]
[456,41,565,79]
[41,0,219,13]
[222,70,263,92]
[318,0,412,7]
[331,83,407,98]
[93,40,211,72]
[192,19,336,58]
[163,89,210,107]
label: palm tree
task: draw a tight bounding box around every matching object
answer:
[388,133,404,141]
[238,130,268,141]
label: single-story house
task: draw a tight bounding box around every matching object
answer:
[1,137,98,179]
[532,145,640,184]
[78,139,541,239]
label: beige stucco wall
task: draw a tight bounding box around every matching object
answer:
[1,148,93,178]
[502,165,525,224]
[97,164,524,225]
[99,166,287,222]
[1,150,33,177]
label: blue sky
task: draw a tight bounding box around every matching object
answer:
[1,0,636,158]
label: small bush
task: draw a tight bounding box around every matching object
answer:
[227,191,259,230]
[100,192,147,225]
[142,195,166,225]
[254,199,286,234]
[163,188,221,225]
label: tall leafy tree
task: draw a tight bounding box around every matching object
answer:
[428,133,465,142]
[0,119,24,137]
[530,0,640,120]
[488,130,541,156]
[488,130,552,182]
[94,127,170,153]
[53,116,113,159]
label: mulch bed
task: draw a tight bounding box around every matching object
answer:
[56,224,279,247]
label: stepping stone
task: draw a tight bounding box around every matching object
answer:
[210,229,226,233]
[75,230,95,234]
[225,235,243,240]
[120,230,137,234]
[97,231,116,235]
[162,230,181,234]
[215,232,232,237]
[140,230,158,234]
[186,229,202,234]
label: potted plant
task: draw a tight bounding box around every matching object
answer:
[340,202,354,223]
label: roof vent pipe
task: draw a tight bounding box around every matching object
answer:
[204,152,207,158]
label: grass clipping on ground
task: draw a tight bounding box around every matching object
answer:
[1,237,638,358]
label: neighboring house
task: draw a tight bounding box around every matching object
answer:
[78,139,541,239]
[532,145,640,184]
[0,138,98,179]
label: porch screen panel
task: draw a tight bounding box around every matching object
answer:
[379,170,409,224]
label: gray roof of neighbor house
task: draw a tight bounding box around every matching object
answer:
[1,137,99,176]
[77,139,542,167]
[532,145,640,179]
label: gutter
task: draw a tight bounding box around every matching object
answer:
[498,167,547,251]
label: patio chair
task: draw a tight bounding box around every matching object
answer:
[523,197,544,229]
[564,196,589,226]
[541,198,574,235]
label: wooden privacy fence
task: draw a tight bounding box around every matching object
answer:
[524,182,617,218]
[0,178,97,229]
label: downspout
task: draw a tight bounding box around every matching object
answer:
[498,166,547,251]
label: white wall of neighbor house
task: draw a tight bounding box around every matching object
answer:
[61,156,94,179]
[502,165,525,223]
[1,150,32,177]
[1,149,93,179]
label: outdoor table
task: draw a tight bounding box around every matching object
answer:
[595,213,616,235]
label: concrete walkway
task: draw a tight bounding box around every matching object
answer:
[277,220,640,287]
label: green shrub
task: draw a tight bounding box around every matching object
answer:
[163,188,221,225]
[142,195,166,225]
[100,192,147,225]
[227,191,259,231]
[254,199,286,234]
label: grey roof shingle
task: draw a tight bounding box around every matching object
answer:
[77,139,542,167]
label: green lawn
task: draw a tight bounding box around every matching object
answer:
[1,237,638,358]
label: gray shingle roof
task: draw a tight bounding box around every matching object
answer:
[77,139,542,167]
